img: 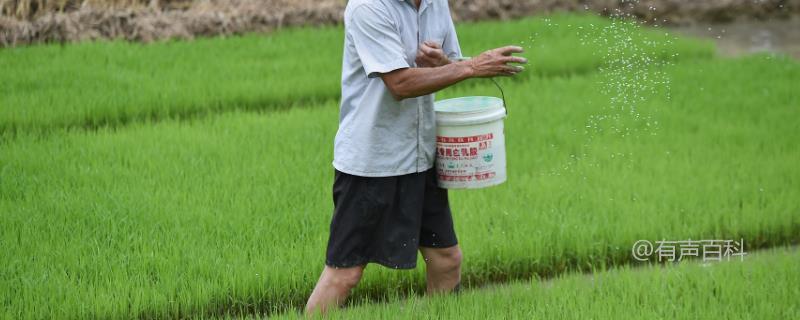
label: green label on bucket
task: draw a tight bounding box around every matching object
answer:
[483,153,493,162]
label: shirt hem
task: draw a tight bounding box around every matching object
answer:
[333,161,435,178]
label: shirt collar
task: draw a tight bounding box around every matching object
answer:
[398,0,433,10]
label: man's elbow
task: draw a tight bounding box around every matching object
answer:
[386,82,412,101]
[381,71,415,101]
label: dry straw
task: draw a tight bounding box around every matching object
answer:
[0,0,797,47]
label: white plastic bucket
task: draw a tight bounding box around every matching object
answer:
[434,96,507,189]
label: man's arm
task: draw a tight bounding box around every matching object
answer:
[381,46,527,101]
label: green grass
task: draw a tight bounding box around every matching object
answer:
[2,50,799,319]
[0,14,714,135]
[273,247,800,319]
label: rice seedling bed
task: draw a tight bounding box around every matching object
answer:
[272,247,800,319]
[2,53,798,318]
[0,14,713,135]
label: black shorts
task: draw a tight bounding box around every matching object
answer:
[325,168,458,269]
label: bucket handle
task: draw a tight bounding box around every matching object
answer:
[490,77,508,115]
[455,57,508,114]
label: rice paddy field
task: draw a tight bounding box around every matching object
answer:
[0,14,710,134]
[1,13,799,320]
[278,247,800,319]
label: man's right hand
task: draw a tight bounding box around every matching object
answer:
[379,46,527,100]
[466,46,527,78]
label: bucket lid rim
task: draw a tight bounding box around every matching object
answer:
[435,105,506,126]
[434,96,504,114]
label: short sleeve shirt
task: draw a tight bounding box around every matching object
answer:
[333,0,462,177]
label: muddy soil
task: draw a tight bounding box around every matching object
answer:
[668,17,800,59]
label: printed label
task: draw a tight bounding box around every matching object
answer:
[436,133,497,183]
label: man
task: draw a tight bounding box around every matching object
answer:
[305,0,526,314]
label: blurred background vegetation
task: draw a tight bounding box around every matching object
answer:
[1,0,798,46]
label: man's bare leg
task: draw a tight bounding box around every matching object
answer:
[420,245,463,294]
[305,265,365,316]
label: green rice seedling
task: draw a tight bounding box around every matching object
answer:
[2,54,798,319]
[272,247,800,319]
[0,14,713,135]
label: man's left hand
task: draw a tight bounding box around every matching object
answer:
[416,41,450,68]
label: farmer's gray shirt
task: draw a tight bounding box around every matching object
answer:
[333,0,462,177]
